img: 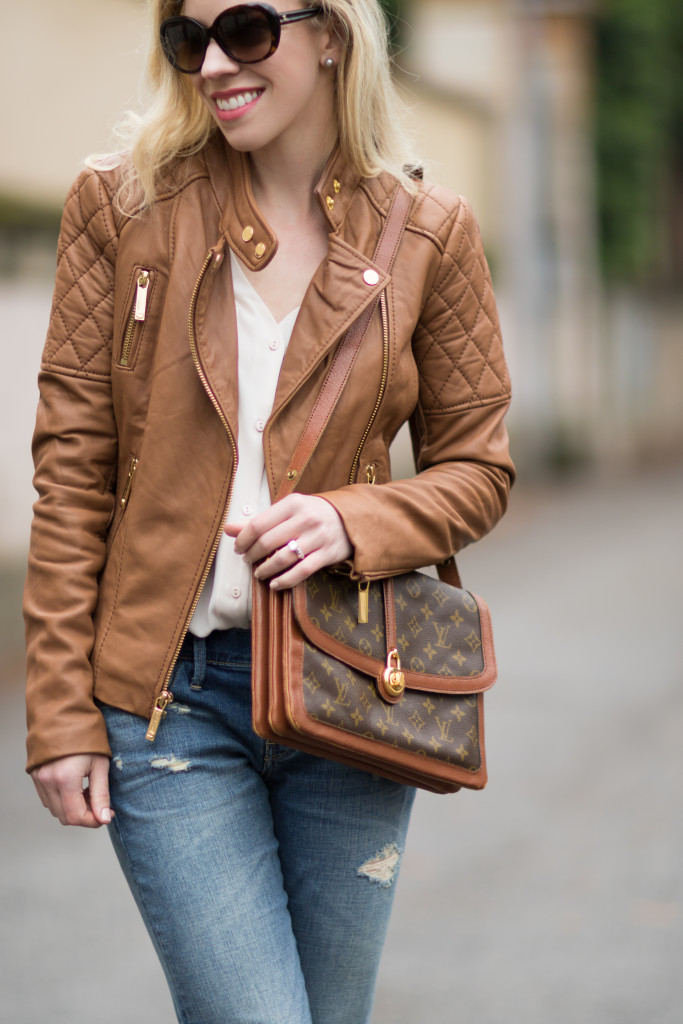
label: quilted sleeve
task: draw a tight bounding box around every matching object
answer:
[322,196,514,578]
[24,168,119,772]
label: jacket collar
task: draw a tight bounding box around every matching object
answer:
[197,134,391,459]
[202,133,362,269]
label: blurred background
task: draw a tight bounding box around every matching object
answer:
[1,1,681,1021]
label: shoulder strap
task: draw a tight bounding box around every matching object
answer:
[276,185,413,500]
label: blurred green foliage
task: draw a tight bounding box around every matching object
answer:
[596,0,683,286]
[378,0,403,48]
[0,194,61,232]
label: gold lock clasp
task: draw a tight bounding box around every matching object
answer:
[379,648,405,703]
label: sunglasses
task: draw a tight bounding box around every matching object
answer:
[160,3,322,73]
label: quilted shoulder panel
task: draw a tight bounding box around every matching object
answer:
[42,169,120,380]
[411,189,511,413]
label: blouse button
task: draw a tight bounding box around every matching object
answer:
[255,419,265,433]
[242,504,253,517]
[231,586,242,600]
[269,338,280,351]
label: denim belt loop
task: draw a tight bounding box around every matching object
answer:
[189,635,207,691]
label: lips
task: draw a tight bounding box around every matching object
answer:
[212,89,264,119]
[216,89,264,111]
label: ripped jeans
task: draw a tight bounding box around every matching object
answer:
[99,628,415,1024]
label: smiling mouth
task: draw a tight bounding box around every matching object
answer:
[215,90,264,112]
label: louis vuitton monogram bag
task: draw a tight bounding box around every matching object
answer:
[251,568,497,794]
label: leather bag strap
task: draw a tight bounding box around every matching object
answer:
[276,185,413,500]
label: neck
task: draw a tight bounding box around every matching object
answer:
[248,129,338,225]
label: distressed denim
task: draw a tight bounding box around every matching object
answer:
[100,628,415,1024]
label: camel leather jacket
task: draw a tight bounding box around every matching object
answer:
[24,136,514,772]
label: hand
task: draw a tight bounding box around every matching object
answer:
[226,494,352,590]
[31,753,113,828]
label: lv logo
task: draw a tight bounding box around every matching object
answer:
[433,623,452,650]
[382,704,397,725]
[435,716,453,743]
[327,584,342,614]
[335,680,351,707]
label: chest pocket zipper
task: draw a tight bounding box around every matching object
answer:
[120,456,139,510]
[119,268,153,367]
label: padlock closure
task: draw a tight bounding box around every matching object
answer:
[377,648,406,704]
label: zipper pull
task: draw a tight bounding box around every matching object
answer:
[120,457,139,509]
[134,271,151,321]
[146,690,174,741]
[358,580,370,624]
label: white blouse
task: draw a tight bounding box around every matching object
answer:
[189,251,300,635]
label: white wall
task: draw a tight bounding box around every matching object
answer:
[0,0,147,203]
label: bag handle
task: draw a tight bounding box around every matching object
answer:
[276,184,413,500]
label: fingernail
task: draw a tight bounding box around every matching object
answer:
[101,808,112,824]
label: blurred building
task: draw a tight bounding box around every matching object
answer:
[398,0,683,471]
[0,0,147,205]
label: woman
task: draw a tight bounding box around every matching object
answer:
[25,1,514,1021]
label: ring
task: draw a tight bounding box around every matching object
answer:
[287,539,306,562]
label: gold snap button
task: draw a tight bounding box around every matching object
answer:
[334,179,342,194]
[286,469,298,481]
[363,269,380,286]
[242,226,254,242]
[326,196,335,211]
[254,242,267,259]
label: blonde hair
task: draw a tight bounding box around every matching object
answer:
[99,0,417,214]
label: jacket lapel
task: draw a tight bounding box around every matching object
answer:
[271,234,390,418]
[196,135,392,457]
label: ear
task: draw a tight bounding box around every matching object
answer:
[319,21,344,67]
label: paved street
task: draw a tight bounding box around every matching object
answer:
[2,466,682,1023]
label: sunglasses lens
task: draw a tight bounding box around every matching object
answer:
[160,6,278,72]
[161,20,207,73]
[215,6,275,63]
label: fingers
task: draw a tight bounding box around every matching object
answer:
[85,756,114,825]
[261,543,337,590]
[223,521,245,539]
[232,496,307,563]
[31,754,113,829]
[230,495,352,589]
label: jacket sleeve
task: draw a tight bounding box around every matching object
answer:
[322,196,514,578]
[24,169,119,772]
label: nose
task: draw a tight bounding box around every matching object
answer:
[199,37,241,78]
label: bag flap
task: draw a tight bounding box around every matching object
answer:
[292,570,497,695]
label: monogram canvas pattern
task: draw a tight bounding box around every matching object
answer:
[298,571,488,770]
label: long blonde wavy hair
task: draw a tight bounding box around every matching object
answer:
[102,0,417,214]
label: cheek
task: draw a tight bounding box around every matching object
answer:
[189,74,215,115]
[273,62,324,112]
[189,74,205,100]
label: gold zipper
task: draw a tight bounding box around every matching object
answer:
[348,291,390,485]
[120,457,139,509]
[356,465,377,624]
[358,580,370,624]
[120,269,151,367]
[145,690,174,741]
[146,248,237,741]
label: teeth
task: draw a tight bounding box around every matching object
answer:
[216,91,260,112]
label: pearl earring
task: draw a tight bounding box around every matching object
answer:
[323,57,335,68]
